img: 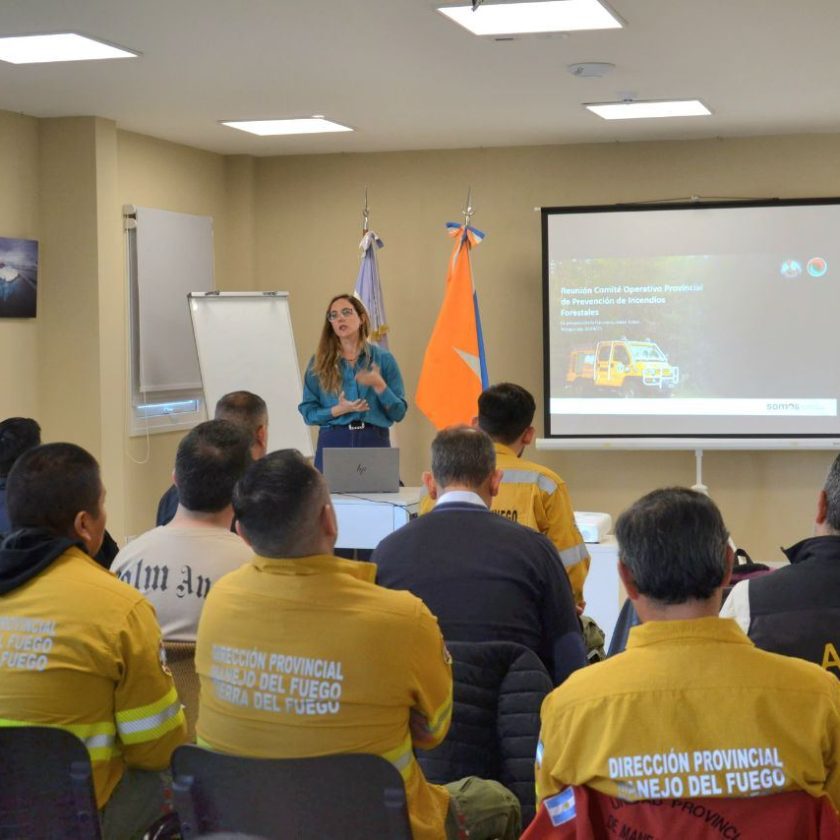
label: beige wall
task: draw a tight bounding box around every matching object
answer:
[38,119,107,455]
[1,112,837,560]
[115,131,241,537]
[253,136,840,560]
[0,111,40,420]
[1,118,241,540]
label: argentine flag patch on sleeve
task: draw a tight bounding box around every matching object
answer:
[544,787,576,827]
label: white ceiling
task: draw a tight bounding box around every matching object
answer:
[1,0,839,157]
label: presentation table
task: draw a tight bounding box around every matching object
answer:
[331,487,421,550]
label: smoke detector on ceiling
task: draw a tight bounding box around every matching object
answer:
[567,62,615,79]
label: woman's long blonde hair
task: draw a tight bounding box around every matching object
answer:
[313,294,371,394]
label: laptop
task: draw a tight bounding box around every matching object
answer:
[323,447,400,494]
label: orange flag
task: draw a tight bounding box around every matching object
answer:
[416,224,488,429]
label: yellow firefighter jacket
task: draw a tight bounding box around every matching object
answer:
[195,553,453,840]
[0,544,187,807]
[536,617,840,810]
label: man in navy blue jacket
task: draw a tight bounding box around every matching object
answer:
[721,452,840,677]
[373,426,586,685]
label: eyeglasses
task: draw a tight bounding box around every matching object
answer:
[327,307,356,321]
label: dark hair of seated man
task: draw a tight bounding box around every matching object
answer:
[0,417,42,478]
[232,449,325,558]
[7,442,105,556]
[477,383,536,445]
[175,419,253,514]
[615,486,729,606]
[214,391,268,456]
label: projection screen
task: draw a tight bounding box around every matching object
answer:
[542,199,840,448]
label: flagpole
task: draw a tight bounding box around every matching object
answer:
[362,186,369,235]
[461,189,490,390]
[453,186,473,272]
[463,186,473,231]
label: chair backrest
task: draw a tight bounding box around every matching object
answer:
[523,785,840,839]
[415,640,552,825]
[606,598,641,657]
[171,745,412,839]
[730,547,773,585]
[0,726,101,840]
[164,640,199,740]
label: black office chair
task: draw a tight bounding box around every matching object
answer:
[171,746,412,839]
[0,726,101,839]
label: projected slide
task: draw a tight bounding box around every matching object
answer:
[543,201,840,439]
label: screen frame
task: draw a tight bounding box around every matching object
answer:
[541,196,840,447]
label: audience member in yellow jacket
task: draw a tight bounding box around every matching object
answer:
[0,443,187,840]
[532,488,840,835]
[196,449,521,840]
[492,442,588,601]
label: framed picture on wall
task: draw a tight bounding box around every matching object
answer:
[0,236,38,318]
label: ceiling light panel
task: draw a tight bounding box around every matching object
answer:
[222,118,353,137]
[585,100,712,120]
[438,0,622,36]
[0,33,137,64]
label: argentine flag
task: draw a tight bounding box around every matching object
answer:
[544,787,576,827]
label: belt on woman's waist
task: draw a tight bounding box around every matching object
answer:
[321,421,386,432]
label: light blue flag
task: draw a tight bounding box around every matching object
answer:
[354,230,389,350]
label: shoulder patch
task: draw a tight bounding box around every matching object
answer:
[544,787,576,827]
[159,640,172,677]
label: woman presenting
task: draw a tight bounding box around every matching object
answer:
[299,293,407,472]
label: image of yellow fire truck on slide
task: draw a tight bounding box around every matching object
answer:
[566,339,680,396]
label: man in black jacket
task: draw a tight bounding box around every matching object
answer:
[0,417,118,568]
[373,426,586,685]
[720,452,840,677]
[0,417,41,535]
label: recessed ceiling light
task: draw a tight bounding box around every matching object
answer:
[438,0,622,36]
[585,99,712,120]
[221,118,353,137]
[0,33,137,64]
